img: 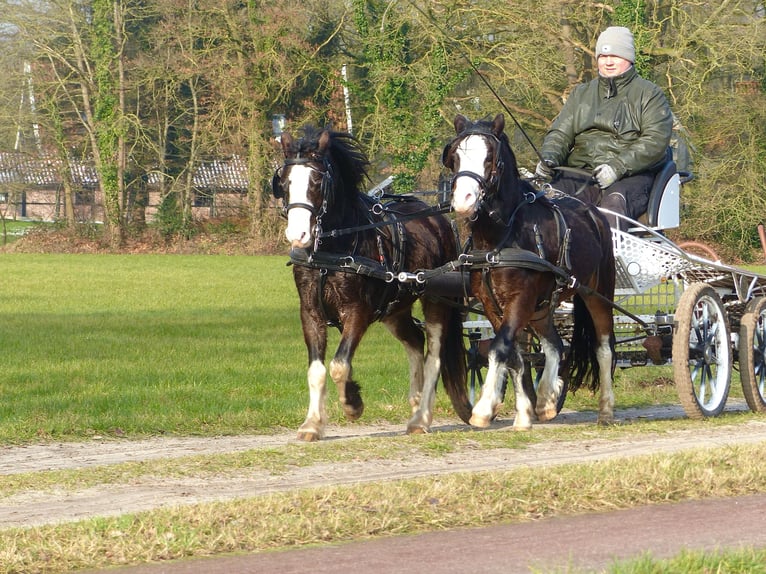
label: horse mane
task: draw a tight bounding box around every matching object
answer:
[292,124,371,199]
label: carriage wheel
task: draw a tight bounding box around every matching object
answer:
[672,283,732,418]
[677,241,720,262]
[739,296,766,412]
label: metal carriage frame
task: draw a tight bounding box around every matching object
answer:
[605,211,766,418]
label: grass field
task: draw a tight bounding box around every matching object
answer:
[0,253,422,442]
[2,253,765,573]
[0,252,693,444]
[0,219,36,245]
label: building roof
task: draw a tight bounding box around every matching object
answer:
[0,152,250,191]
[0,152,98,187]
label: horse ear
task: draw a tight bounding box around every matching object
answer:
[492,114,505,136]
[318,130,331,153]
[280,132,293,156]
[453,114,469,134]
[441,143,453,170]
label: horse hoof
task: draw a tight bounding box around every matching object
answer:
[297,431,321,442]
[407,425,428,435]
[342,404,364,421]
[512,423,533,431]
[536,407,558,422]
[469,414,491,428]
[597,415,615,426]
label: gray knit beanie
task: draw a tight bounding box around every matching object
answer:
[595,26,635,63]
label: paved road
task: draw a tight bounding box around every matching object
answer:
[86,493,766,574]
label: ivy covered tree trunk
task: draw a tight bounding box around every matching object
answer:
[90,0,124,245]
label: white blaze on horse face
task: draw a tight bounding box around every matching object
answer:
[451,135,489,215]
[284,164,314,248]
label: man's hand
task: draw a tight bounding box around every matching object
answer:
[593,164,618,189]
[535,160,556,181]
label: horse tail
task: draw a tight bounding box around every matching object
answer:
[567,294,600,393]
[441,303,472,423]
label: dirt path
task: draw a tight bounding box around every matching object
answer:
[86,493,766,574]
[2,401,765,530]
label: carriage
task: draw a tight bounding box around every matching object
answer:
[463,158,766,421]
[274,116,766,441]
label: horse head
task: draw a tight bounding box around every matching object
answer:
[273,125,369,250]
[272,127,334,249]
[443,113,522,219]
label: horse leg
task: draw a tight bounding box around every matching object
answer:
[329,317,368,422]
[381,310,435,433]
[529,317,566,422]
[581,295,616,425]
[592,302,616,425]
[297,315,328,442]
[509,344,535,430]
[596,335,615,424]
[470,325,532,429]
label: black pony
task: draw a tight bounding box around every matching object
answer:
[273,125,472,441]
[441,114,616,429]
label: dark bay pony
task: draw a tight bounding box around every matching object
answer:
[442,114,616,429]
[273,125,472,441]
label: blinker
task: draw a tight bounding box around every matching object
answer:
[271,168,285,199]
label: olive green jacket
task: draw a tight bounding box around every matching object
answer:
[540,67,673,179]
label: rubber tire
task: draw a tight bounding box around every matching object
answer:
[739,297,766,412]
[672,283,732,418]
[677,241,720,262]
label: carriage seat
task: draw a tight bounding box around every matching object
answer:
[635,148,691,231]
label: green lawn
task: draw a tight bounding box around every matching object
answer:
[0,219,37,245]
[0,253,716,444]
[0,253,462,443]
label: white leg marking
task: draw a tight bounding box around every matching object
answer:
[382,321,425,413]
[329,357,363,420]
[536,338,564,421]
[512,362,535,430]
[596,336,615,424]
[404,345,425,413]
[298,360,327,440]
[470,349,506,428]
[329,358,350,390]
[408,323,442,433]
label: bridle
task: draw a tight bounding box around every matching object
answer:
[442,130,508,225]
[442,130,505,200]
[271,155,335,219]
[445,128,545,232]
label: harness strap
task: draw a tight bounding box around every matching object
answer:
[318,201,451,239]
[459,248,571,282]
[289,249,391,281]
[288,198,413,324]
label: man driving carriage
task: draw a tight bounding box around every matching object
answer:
[535,26,673,230]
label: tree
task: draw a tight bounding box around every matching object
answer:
[0,0,763,255]
[0,1,139,243]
